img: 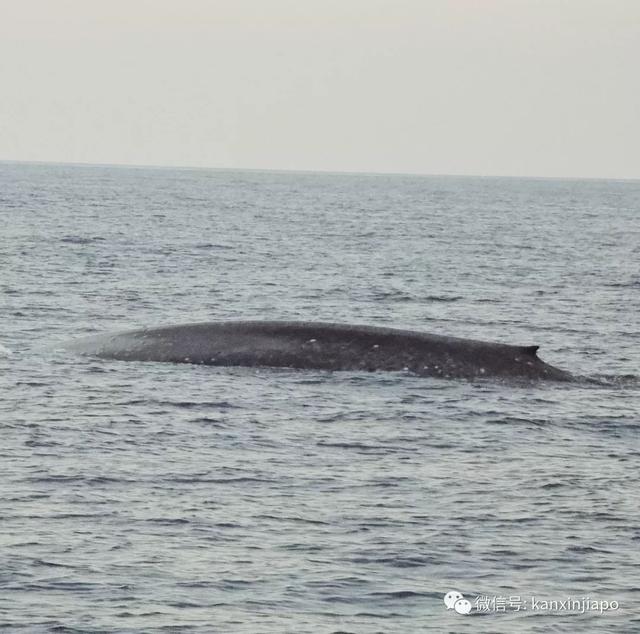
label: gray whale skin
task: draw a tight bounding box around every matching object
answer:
[67,320,573,381]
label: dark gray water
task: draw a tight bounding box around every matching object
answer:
[1,162,639,633]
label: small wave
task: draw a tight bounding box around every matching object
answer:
[163,400,238,409]
[145,517,190,525]
[256,513,329,526]
[317,441,416,454]
[170,475,273,484]
[349,555,436,567]
[566,545,612,554]
[192,416,227,426]
[60,235,106,244]
[583,374,640,387]
[119,399,239,410]
[193,242,234,250]
[0,343,13,356]
[604,279,640,288]
[31,558,77,569]
[369,590,429,599]
[424,294,462,302]
[370,289,415,302]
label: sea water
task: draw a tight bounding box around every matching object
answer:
[1,162,639,632]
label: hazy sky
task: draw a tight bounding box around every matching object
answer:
[1,0,639,178]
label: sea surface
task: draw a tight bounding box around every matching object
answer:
[1,162,639,633]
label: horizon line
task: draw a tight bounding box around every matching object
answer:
[1,158,638,183]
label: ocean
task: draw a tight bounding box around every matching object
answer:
[1,162,639,633]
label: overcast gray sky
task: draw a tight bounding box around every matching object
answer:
[1,0,638,178]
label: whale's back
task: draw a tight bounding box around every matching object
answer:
[67,320,573,381]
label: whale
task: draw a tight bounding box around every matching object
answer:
[66,320,574,381]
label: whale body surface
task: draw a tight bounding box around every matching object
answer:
[67,320,574,381]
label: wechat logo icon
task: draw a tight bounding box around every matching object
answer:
[444,590,472,615]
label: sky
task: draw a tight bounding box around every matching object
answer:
[1,0,639,178]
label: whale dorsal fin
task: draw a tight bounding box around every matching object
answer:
[522,345,540,357]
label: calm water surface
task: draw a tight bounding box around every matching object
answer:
[1,163,639,632]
